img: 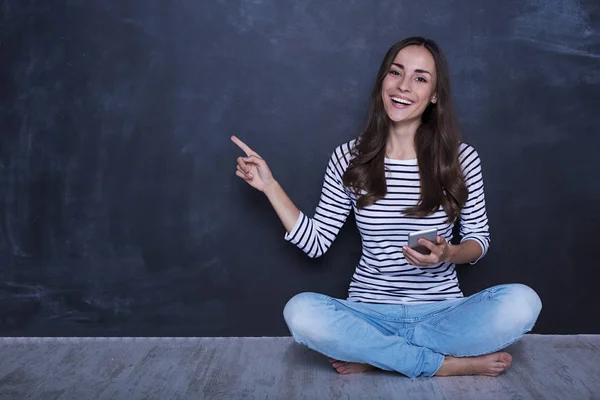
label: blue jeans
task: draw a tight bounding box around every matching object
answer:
[283,284,542,378]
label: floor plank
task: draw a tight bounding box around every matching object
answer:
[0,335,598,399]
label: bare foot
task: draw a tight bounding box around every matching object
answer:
[327,358,376,375]
[435,352,513,377]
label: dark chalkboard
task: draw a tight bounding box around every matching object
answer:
[0,0,599,336]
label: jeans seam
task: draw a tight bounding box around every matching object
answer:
[428,290,493,328]
[406,308,452,323]
[330,298,405,322]
[403,297,465,324]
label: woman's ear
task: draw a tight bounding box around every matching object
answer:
[431,94,438,104]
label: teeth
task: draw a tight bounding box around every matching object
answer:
[391,96,412,105]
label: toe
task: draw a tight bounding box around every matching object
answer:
[335,365,349,374]
[494,361,508,369]
[494,366,508,375]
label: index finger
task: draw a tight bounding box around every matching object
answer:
[231,135,259,157]
[418,238,437,251]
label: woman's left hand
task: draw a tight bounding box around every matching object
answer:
[403,236,452,266]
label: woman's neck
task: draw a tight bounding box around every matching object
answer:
[385,120,421,160]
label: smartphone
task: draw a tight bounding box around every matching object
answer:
[407,228,438,255]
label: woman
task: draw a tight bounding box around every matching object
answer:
[232,37,541,378]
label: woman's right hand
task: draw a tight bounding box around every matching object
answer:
[231,136,275,192]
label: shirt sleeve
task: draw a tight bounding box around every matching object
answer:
[284,144,353,258]
[458,144,491,264]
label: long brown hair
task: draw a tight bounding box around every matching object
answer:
[342,37,467,223]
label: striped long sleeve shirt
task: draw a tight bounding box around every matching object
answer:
[284,140,490,304]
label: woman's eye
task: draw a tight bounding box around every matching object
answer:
[416,76,427,83]
[390,70,401,76]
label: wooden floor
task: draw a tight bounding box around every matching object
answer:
[0,335,598,399]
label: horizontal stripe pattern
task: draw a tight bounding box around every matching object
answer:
[285,140,490,304]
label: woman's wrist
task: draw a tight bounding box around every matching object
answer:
[262,179,279,196]
[444,240,482,264]
[444,243,458,263]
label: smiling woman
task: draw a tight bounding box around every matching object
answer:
[384,48,438,122]
[232,37,542,379]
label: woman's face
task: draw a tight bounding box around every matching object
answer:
[381,45,438,125]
